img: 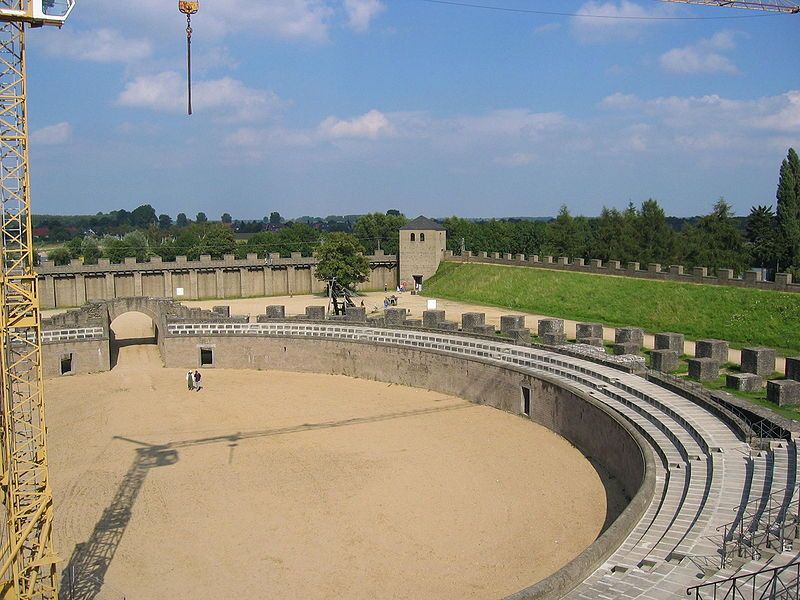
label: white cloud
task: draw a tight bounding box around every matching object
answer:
[117,71,282,122]
[31,122,72,145]
[494,153,537,167]
[534,22,561,35]
[344,0,385,31]
[660,31,739,75]
[571,1,672,43]
[318,109,395,139]
[42,28,152,63]
[454,110,568,138]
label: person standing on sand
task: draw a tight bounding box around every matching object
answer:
[194,370,202,391]
[187,371,194,391]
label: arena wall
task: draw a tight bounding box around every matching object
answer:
[36,252,398,309]
[447,251,800,293]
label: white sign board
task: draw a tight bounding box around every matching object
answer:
[176,288,185,297]
[427,299,437,310]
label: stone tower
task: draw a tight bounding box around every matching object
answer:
[399,216,447,290]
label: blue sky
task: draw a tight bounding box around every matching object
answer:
[25,0,800,219]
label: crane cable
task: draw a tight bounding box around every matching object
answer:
[178,1,199,116]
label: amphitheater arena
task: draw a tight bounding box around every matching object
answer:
[42,294,799,599]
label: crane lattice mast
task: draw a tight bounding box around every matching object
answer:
[660,0,799,12]
[0,3,73,600]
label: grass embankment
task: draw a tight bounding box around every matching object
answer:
[425,262,800,355]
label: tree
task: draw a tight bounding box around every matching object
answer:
[636,199,677,265]
[158,214,173,230]
[352,212,408,255]
[176,213,189,228]
[386,209,401,216]
[544,206,583,257]
[102,231,149,263]
[776,148,800,271]
[592,205,639,263]
[680,199,750,275]
[269,212,282,226]
[81,237,102,265]
[314,233,370,290]
[221,213,233,224]
[746,205,778,270]
[196,212,208,224]
[130,204,157,228]
[46,247,72,266]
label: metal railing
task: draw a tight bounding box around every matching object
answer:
[687,559,800,599]
[718,482,800,568]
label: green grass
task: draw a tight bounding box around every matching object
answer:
[698,375,800,421]
[425,262,800,355]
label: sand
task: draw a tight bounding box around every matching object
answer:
[46,312,610,600]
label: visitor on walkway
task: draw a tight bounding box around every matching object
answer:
[194,370,202,391]
[187,371,194,391]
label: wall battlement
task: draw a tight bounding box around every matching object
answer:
[446,251,799,293]
[36,252,398,309]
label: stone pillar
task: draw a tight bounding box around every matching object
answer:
[767,381,800,407]
[576,323,604,347]
[133,271,143,297]
[627,262,640,272]
[558,257,569,266]
[688,358,720,381]
[75,274,87,305]
[305,306,326,320]
[607,260,621,270]
[776,273,793,288]
[655,332,685,354]
[651,350,679,373]
[215,268,225,299]
[105,273,115,299]
[589,259,602,269]
[669,265,684,276]
[786,357,800,381]
[423,310,446,329]
[386,307,408,326]
[614,327,644,355]
[288,266,297,296]
[164,270,174,298]
[717,269,734,281]
[573,258,585,267]
[189,270,199,300]
[500,315,525,335]
[265,305,285,319]
[740,348,776,377]
[461,312,485,333]
[345,307,367,323]
[695,339,729,363]
[40,275,56,309]
[516,254,525,262]
[239,267,250,297]
[648,263,661,274]
[692,267,707,278]
[212,306,231,317]
[743,270,763,284]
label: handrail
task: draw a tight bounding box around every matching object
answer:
[686,559,800,598]
[716,481,800,536]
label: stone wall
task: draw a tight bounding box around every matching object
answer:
[447,252,800,293]
[37,252,398,309]
[399,229,447,286]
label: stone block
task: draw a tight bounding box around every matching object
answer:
[508,328,531,343]
[607,260,621,270]
[385,307,408,326]
[627,262,640,272]
[291,252,302,260]
[655,332,685,354]
[614,342,641,356]
[438,321,458,331]
[199,255,211,263]
[696,339,729,363]
[423,309,446,329]
[492,252,500,259]
[500,315,526,334]
[579,337,604,347]
[461,312,485,333]
[573,258,585,267]
[516,254,525,262]
[529,255,539,263]
[785,357,800,381]
[576,323,603,340]
[366,316,385,327]
[246,253,258,261]
[223,254,235,262]
[474,324,496,336]
[345,307,367,322]
[776,273,794,287]
[669,265,684,276]
[503,253,512,260]
[558,256,569,265]
[648,263,661,273]
[744,270,763,283]
[403,319,422,328]
[589,259,602,269]
[538,318,564,337]
[726,373,763,393]
[692,267,708,278]
[479,251,488,259]
[717,269,734,281]
[305,306,326,320]
[767,380,800,407]
[212,305,230,317]
[542,332,567,345]
[740,347,776,378]
[688,358,720,382]
[265,305,285,319]
[543,256,554,264]
[651,350,680,373]
[615,327,644,347]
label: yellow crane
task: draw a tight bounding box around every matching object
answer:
[0,0,794,598]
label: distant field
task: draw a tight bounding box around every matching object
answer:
[425,263,800,355]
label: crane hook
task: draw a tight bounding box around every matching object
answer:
[178,1,199,116]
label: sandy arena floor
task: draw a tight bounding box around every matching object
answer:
[45,314,611,599]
